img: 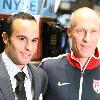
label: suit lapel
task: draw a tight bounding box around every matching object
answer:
[0,55,15,100]
[28,64,40,100]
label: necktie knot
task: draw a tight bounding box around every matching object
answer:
[15,72,26,82]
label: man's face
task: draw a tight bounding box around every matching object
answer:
[3,19,39,68]
[68,18,100,58]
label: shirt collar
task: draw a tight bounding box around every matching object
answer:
[66,48,100,70]
[71,48,100,60]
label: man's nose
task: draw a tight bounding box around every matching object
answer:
[25,41,33,51]
[83,32,91,42]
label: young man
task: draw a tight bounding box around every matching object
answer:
[0,12,47,100]
[40,7,100,100]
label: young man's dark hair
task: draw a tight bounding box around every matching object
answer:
[4,12,36,38]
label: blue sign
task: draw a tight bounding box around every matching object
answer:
[0,0,55,17]
[41,0,55,17]
[0,0,39,15]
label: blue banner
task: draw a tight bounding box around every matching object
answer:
[41,0,55,17]
[0,0,55,17]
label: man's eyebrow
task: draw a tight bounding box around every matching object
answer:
[16,35,39,40]
[17,35,27,38]
[32,37,39,40]
[17,35,26,37]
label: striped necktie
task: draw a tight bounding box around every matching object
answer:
[15,72,27,100]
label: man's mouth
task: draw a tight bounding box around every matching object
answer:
[21,52,31,58]
[81,44,91,49]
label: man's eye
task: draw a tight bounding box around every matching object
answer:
[73,28,85,34]
[92,30,97,33]
[19,37,25,40]
[32,39,38,43]
[77,29,85,34]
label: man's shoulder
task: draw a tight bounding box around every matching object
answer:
[28,63,44,72]
[43,54,67,62]
[0,54,5,67]
[0,54,3,61]
[28,63,47,79]
[39,54,68,69]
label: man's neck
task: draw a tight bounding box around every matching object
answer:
[77,57,90,68]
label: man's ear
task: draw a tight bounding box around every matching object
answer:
[67,26,72,37]
[2,32,8,44]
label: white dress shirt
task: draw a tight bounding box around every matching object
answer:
[2,51,32,100]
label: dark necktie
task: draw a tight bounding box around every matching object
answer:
[15,72,27,100]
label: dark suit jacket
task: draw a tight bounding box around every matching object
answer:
[0,54,48,100]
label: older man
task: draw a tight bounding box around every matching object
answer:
[40,7,100,100]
